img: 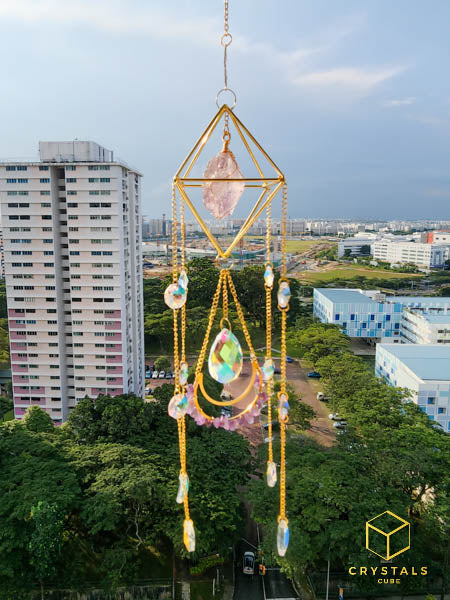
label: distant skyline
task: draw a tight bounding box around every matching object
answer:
[1,0,450,219]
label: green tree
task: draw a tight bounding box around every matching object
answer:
[0,396,13,421]
[154,355,171,371]
[29,501,64,600]
[287,323,350,365]
[22,406,54,433]
[0,318,10,364]
[273,381,315,430]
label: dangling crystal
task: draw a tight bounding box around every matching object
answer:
[178,269,189,290]
[279,393,289,421]
[208,328,243,384]
[168,393,189,420]
[176,472,189,504]
[277,281,291,308]
[264,265,274,288]
[262,358,275,382]
[277,518,290,556]
[266,461,277,488]
[180,361,189,386]
[183,519,196,552]
[202,138,245,219]
[164,282,186,310]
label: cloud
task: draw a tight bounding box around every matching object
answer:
[383,97,416,107]
[293,66,405,95]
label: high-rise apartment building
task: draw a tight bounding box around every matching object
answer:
[0,141,145,423]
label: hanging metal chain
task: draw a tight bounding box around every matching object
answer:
[279,183,288,523]
[216,0,237,108]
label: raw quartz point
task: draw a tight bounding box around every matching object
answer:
[183,519,196,553]
[266,461,277,488]
[279,393,289,421]
[176,472,189,504]
[262,358,275,382]
[208,328,243,384]
[202,136,245,219]
[264,264,274,288]
[277,281,291,309]
[164,282,186,310]
[179,361,189,386]
[178,269,189,290]
[277,518,290,557]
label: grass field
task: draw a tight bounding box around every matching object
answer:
[285,239,329,253]
[296,266,424,283]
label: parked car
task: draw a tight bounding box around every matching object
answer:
[152,371,159,379]
[145,387,151,395]
[274,368,281,375]
[243,551,255,576]
[145,371,151,379]
[158,371,165,379]
[286,356,293,363]
[166,371,174,379]
[263,421,279,431]
[221,406,233,418]
[220,391,233,401]
[317,392,330,402]
[328,413,342,421]
[307,371,321,378]
[333,420,348,429]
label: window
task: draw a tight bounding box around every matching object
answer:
[39,165,49,171]
[40,191,51,195]
[66,165,76,171]
[70,251,80,256]
[42,215,52,220]
[350,314,355,321]
[40,178,50,183]
[438,407,446,414]
[386,315,391,322]
[6,166,16,171]
[66,178,77,183]
[6,179,17,183]
[100,178,110,183]
[427,398,435,405]
[67,203,78,208]
[335,314,340,321]
[67,191,77,196]
[370,314,375,321]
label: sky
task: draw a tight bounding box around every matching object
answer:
[0,0,450,220]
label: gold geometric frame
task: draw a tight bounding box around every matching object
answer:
[174,104,285,258]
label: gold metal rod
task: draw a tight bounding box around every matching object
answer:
[179,177,280,182]
[175,104,226,177]
[223,181,283,257]
[176,182,226,258]
[227,109,265,178]
[177,104,229,177]
[182,183,266,188]
[229,108,285,178]
[230,187,268,243]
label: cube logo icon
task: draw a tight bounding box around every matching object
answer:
[366,511,410,560]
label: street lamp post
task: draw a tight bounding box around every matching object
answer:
[325,543,331,600]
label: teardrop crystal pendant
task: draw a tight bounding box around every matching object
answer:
[277,281,291,309]
[176,472,189,504]
[183,519,196,552]
[208,328,243,384]
[202,137,245,219]
[168,393,189,420]
[262,358,275,382]
[279,393,289,421]
[277,518,290,556]
[178,269,189,290]
[179,361,189,386]
[266,461,277,488]
[264,264,274,288]
[164,282,187,310]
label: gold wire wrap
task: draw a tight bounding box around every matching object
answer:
[278,183,288,523]
[265,202,274,463]
[171,187,192,541]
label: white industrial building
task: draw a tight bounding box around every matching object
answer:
[372,241,450,268]
[401,311,450,344]
[0,141,145,423]
[376,344,450,432]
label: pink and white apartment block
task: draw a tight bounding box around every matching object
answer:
[0,141,145,423]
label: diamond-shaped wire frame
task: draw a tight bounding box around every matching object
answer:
[174,104,285,258]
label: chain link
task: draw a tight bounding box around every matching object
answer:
[195,271,224,378]
[279,184,288,523]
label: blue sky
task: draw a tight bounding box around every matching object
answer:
[0,0,449,219]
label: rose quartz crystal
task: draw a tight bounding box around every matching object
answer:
[202,149,245,219]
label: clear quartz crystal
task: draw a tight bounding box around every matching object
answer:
[279,393,289,421]
[208,328,243,384]
[168,393,189,420]
[183,519,196,552]
[262,358,275,382]
[202,140,245,219]
[264,265,274,288]
[164,282,187,310]
[277,281,291,308]
[277,518,290,556]
[266,461,277,488]
[179,361,189,386]
[176,472,189,504]
[179,269,189,290]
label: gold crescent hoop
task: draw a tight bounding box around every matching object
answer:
[194,360,261,407]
